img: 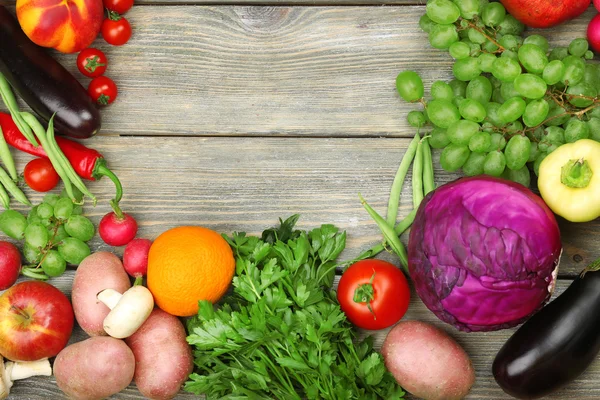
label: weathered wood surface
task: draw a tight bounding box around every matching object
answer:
[0,5,597,137]
[1,1,600,399]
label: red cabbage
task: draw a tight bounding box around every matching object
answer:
[408,176,562,332]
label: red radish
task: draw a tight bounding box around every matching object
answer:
[99,198,138,246]
[99,211,138,246]
[595,0,600,12]
[588,13,600,53]
[0,242,21,290]
[123,238,152,281]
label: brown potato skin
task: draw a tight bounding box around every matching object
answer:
[72,252,131,336]
[381,320,475,400]
[125,308,194,400]
[54,336,135,400]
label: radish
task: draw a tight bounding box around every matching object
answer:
[0,242,21,290]
[99,198,138,247]
[595,0,600,12]
[588,13,600,53]
[123,238,152,283]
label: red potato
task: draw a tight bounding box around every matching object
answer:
[72,252,131,336]
[381,320,475,400]
[54,336,135,400]
[125,308,193,400]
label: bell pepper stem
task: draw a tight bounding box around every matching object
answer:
[561,158,593,188]
[93,160,123,206]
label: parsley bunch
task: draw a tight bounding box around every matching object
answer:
[185,215,404,399]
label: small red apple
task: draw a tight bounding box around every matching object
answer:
[500,0,590,28]
[0,281,74,361]
[0,241,21,290]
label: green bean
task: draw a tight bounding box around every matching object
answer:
[386,133,420,226]
[0,126,17,181]
[21,112,76,202]
[45,116,96,205]
[0,73,37,146]
[355,208,417,262]
[0,182,10,209]
[0,166,31,206]
[20,266,49,281]
[412,139,424,209]
[422,138,436,195]
[359,194,408,274]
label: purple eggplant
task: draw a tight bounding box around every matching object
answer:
[493,264,600,399]
[0,6,101,139]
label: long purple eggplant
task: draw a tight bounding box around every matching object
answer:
[0,6,101,139]
[493,262,600,399]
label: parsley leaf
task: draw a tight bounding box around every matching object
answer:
[186,216,404,399]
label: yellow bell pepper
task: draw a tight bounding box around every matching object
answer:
[538,139,600,223]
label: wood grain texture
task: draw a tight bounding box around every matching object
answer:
[3,135,593,277]
[9,275,600,400]
[1,6,597,137]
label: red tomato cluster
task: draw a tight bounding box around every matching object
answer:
[75,0,134,106]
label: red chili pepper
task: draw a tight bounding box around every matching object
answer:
[0,112,123,202]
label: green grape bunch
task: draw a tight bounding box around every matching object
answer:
[0,188,94,281]
[397,0,600,188]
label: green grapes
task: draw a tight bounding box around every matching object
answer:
[394,2,600,186]
[426,0,461,24]
[0,194,96,281]
[396,71,424,102]
[427,99,461,128]
[0,210,27,239]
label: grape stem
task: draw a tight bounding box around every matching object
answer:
[28,218,64,273]
[457,18,505,53]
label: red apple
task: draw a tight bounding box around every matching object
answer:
[0,281,74,361]
[500,0,590,28]
[0,241,21,290]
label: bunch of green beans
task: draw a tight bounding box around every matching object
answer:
[0,73,36,146]
[0,72,35,209]
[21,113,96,205]
[357,133,436,275]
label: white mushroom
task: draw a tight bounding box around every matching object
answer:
[97,285,154,339]
[0,357,52,399]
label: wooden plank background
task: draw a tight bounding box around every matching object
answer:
[1,1,599,399]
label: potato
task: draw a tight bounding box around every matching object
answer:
[381,320,475,400]
[72,251,131,336]
[125,308,193,400]
[54,336,135,400]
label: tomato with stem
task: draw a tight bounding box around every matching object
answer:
[337,259,410,330]
[102,11,132,46]
[103,0,134,14]
[76,48,108,78]
[23,158,60,192]
[88,76,118,106]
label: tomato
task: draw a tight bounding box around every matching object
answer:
[337,259,410,330]
[103,0,134,15]
[88,76,118,105]
[101,12,132,46]
[23,158,60,192]
[76,48,108,78]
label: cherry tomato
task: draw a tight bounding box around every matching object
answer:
[337,259,410,330]
[23,158,60,192]
[76,48,108,78]
[103,0,134,14]
[88,76,118,105]
[101,12,132,46]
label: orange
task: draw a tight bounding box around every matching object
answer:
[147,226,235,317]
